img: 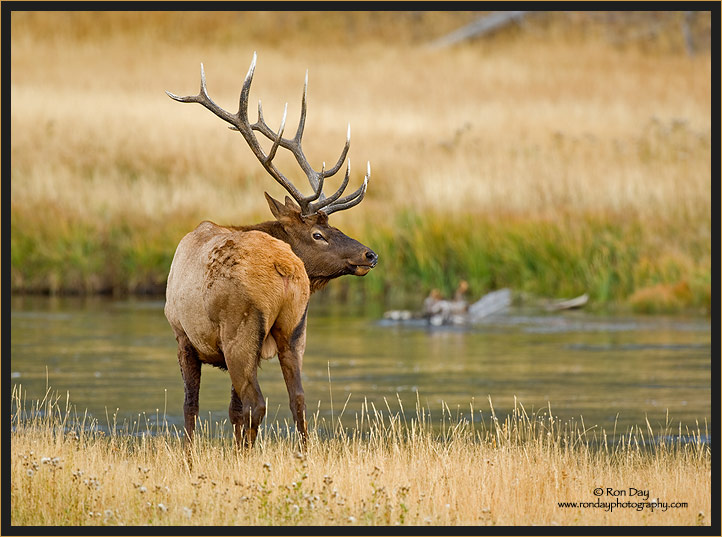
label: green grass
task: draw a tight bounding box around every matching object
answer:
[10,203,710,314]
[336,210,710,313]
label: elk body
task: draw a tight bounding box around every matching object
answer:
[164,53,377,449]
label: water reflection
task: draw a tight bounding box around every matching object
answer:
[9,295,711,437]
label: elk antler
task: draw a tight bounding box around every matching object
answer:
[166,52,369,216]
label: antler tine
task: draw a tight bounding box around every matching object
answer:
[305,162,325,204]
[265,103,288,164]
[166,63,237,127]
[321,162,370,216]
[238,52,257,123]
[293,70,308,143]
[311,159,351,213]
[321,124,351,179]
[228,52,259,131]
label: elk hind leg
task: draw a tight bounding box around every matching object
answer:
[175,331,202,449]
[229,377,265,449]
[225,312,267,449]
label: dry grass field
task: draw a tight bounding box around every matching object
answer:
[10,386,711,526]
[10,11,711,311]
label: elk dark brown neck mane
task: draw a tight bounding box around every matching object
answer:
[163,52,377,455]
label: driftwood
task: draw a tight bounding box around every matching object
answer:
[383,287,512,326]
[428,11,532,50]
[383,288,591,327]
[546,293,589,311]
[467,288,512,320]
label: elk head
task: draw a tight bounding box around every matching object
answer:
[166,52,377,291]
[264,193,377,284]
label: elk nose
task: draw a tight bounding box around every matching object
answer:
[365,250,378,266]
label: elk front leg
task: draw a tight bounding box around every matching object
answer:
[278,348,307,449]
[273,315,308,449]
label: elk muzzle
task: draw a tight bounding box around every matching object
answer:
[348,248,378,276]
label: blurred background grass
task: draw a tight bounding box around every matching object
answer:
[9,10,712,313]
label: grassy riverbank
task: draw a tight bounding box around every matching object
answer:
[10,385,711,526]
[10,12,711,312]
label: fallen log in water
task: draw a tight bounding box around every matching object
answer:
[383,288,512,326]
[546,293,589,311]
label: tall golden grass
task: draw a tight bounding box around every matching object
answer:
[10,385,711,526]
[10,12,711,309]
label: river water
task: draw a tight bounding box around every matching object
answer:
[9,295,711,439]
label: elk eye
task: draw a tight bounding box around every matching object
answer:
[312,232,326,242]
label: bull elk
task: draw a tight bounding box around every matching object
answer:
[164,53,377,450]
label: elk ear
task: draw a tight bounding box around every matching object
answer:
[265,192,302,222]
[264,192,286,220]
[283,196,302,213]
